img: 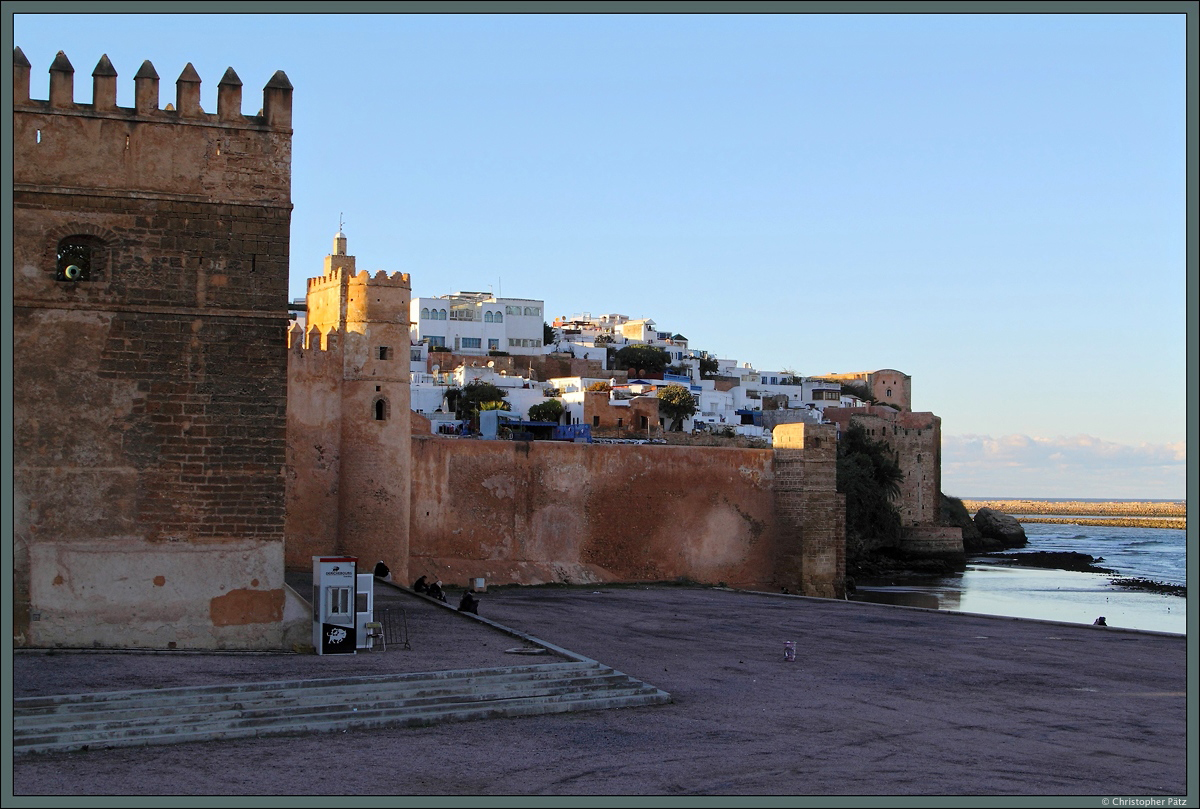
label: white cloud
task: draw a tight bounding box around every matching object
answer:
[941,434,1186,499]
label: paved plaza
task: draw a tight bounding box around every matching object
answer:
[10,583,1190,798]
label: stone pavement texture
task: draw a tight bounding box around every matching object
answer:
[9,583,1190,798]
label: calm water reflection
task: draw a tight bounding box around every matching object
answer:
[850,563,1185,634]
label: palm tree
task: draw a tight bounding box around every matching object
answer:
[837,425,905,556]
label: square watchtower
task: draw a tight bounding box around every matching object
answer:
[13,47,295,649]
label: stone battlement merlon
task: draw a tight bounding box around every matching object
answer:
[348,269,412,287]
[15,47,292,206]
[14,47,292,131]
[288,322,342,354]
[306,268,411,291]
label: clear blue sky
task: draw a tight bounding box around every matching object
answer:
[10,9,1190,499]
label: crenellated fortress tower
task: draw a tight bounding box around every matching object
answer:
[286,232,412,576]
[13,47,294,649]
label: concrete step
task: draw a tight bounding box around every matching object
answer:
[15,669,641,730]
[15,670,649,737]
[15,661,616,720]
[14,661,671,755]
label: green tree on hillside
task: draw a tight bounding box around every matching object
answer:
[614,344,670,375]
[657,384,698,431]
[528,399,564,423]
[454,381,509,424]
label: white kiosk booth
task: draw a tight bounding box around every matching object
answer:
[312,556,358,655]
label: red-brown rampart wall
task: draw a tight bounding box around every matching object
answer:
[409,438,780,589]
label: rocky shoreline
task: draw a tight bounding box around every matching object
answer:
[846,548,966,583]
[1110,577,1187,598]
[982,553,1186,598]
[982,550,1115,574]
[850,549,1187,600]
[849,496,1186,599]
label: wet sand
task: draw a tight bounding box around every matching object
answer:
[852,563,1186,634]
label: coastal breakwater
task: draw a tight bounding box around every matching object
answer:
[962,500,1185,531]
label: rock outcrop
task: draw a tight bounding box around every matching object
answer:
[972,507,1028,551]
[940,494,984,550]
[984,551,1109,573]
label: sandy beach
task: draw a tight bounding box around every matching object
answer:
[961,499,1185,517]
[960,500,1186,530]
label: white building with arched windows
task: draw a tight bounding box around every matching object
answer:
[410,291,546,356]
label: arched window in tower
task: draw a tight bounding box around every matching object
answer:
[438,309,448,321]
[374,398,389,421]
[493,311,503,323]
[56,234,106,282]
[484,311,494,323]
[421,307,430,320]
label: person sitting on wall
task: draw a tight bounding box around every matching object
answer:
[412,575,429,593]
[427,580,448,603]
[373,560,391,581]
[458,590,480,615]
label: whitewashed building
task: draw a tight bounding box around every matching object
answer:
[411,292,545,356]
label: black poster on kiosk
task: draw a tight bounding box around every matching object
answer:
[320,621,357,655]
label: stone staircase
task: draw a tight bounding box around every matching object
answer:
[13,660,671,755]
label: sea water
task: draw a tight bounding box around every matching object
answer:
[850,522,1188,634]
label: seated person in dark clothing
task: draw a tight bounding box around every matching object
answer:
[412,575,429,593]
[427,580,447,602]
[373,560,391,580]
[458,590,480,615]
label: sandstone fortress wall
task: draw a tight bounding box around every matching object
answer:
[285,239,847,597]
[13,49,295,648]
[406,423,841,595]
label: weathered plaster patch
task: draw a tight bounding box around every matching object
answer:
[481,474,514,499]
[739,465,764,485]
[210,588,284,626]
[683,507,746,571]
